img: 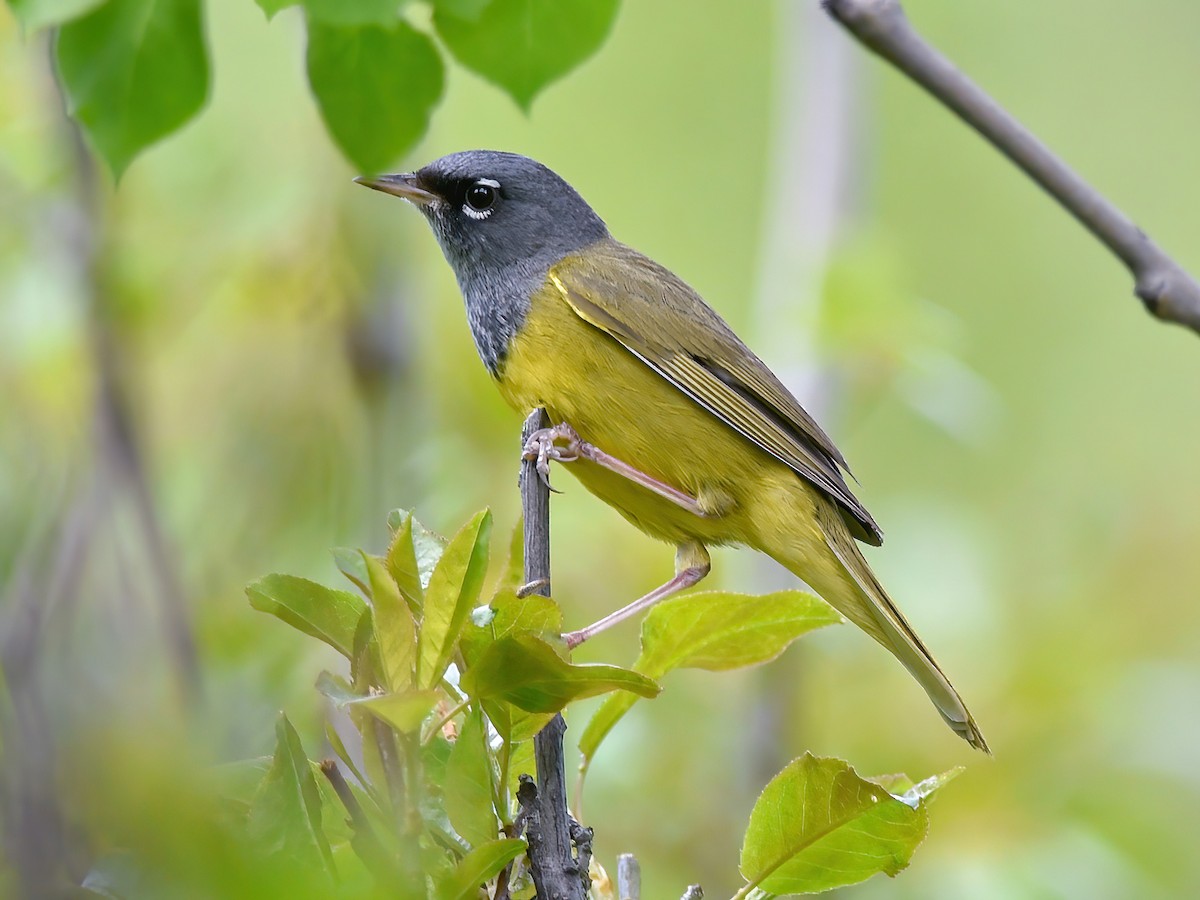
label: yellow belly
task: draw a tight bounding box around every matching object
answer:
[494,284,819,550]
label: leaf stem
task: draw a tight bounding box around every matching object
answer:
[422,696,470,746]
[497,736,512,825]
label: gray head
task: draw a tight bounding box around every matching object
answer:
[356,150,610,372]
[356,150,608,282]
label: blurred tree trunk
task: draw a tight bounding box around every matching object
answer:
[743,0,864,789]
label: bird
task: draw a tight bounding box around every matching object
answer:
[355,150,988,752]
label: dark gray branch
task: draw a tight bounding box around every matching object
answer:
[520,408,589,900]
[824,0,1200,335]
[521,408,553,599]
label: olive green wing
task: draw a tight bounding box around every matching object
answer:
[550,242,882,546]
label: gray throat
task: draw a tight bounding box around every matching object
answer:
[456,259,548,376]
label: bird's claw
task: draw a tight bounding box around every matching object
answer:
[522,424,584,492]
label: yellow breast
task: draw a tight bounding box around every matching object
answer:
[494,280,810,548]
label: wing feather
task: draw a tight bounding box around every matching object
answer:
[550,241,882,545]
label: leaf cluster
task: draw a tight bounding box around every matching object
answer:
[11,0,621,176]
[228,508,963,898]
[236,508,663,898]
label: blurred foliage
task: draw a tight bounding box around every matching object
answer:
[2,0,1200,897]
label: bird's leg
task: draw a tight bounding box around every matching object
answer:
[522,421,708,517]
[564,543,711,649]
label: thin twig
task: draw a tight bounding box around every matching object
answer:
[520,408,553,601]
[569,817,593,886]
[824,0,1200,335]
[320,759,370,829]
[422,696,469,746]
[507,774,542,900]
[520,408,589,900]
[494,815,518,900]
[319,759,396,882]
[617,853,641,900]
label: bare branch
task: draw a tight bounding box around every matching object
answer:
[520,408,590,900]
[824,0,1200,335]
[617,853,641,900]
[521,408,553,595]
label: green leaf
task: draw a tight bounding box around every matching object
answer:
[55,0,210,178]
[894,768,963,810]
[462,634,659,713]
[315,670,362,706]
[7,0,103,32]
[388,508,449,587]
[362,552,417,690]
[385,512,424,612]
[637,590,843,674]
[505,738,535,799]
[433,0,619,110]
[494,518,526,595]
[247,574,368,659]
[436,838,526,900]
[332,546,371,596]
[303,0,405,26]
[351,606,382,691]
[461,586,562,666]
[253,0,296,19]
[428,0,492,23]
[418,510,493,688]
[247,714,336,878]
[483,701,553,745]
[490,588,561,636]
[445,708,499,848]
[738,754,946,895]
[353,689,441,733]
[579,590,839,763]
[306,17,443,173]
[212,756,273,809]
[578,694,636,775]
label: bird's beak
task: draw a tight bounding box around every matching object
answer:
[353,172,439,206]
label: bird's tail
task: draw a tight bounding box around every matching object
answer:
[778,501,990,753]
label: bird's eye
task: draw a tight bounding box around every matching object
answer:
[464,182,497,217]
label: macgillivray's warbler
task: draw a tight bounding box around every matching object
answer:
[356,150,988,752]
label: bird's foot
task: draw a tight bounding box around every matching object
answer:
[522,423,584,489]
[522,418,708,517]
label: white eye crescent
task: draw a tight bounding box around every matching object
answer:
[463,178,500,219]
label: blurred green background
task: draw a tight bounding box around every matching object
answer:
[3,0,1200,896]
